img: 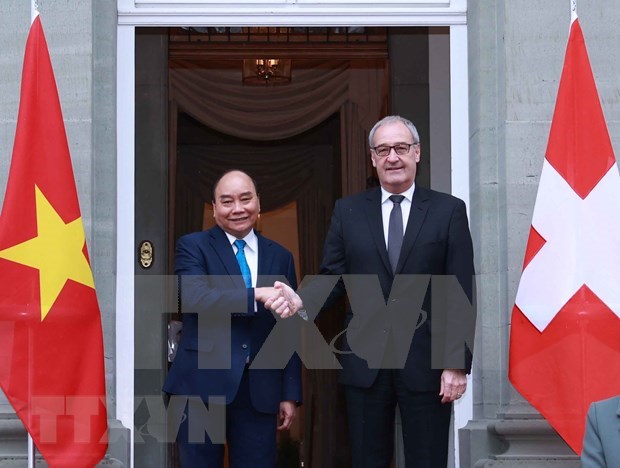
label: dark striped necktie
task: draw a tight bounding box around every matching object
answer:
[387,195,405,272]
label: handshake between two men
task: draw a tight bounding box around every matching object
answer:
[255,281,307,320]
[167,117,475,467]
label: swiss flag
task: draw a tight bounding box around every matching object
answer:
[508,14,620,454]
[0,15,108,466]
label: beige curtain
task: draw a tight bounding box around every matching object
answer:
[169,59,388,266]
[169,59,387,197]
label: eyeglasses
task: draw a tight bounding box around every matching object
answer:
[371,143,419,158]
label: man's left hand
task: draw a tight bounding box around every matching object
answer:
[277,400,297,430]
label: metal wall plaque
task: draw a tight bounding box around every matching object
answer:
[138,240,154,269]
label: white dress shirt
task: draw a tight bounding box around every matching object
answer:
[225,229,259,314]
[225,229,258,287]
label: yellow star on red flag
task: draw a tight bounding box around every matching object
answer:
[0,185,94,321]
[0,17,108,465]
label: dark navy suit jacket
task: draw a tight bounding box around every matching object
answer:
[163,226,302,414]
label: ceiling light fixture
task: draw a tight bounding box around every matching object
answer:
[242,58,292,85]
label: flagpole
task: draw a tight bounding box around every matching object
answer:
[31,0,39,23]
[27,435,34,468]
[27,3,38,467]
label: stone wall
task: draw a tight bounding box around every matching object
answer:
[0,0,124,463]
[464,0,620,465]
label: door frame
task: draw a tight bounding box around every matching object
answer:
[116,2,470,466]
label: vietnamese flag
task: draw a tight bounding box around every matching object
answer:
[0,15,108,466]
[509,11,620,454]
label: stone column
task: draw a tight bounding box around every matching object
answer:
[0,0,128,464]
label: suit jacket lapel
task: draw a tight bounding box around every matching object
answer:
[364,188,393,275]
[209,226,241,277]
[395,186,430,273]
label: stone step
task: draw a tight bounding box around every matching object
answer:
[0,414,129,467]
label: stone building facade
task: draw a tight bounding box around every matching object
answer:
[1,0,618,466]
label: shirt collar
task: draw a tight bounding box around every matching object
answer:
[380,183,415,204]
[224,229,258,252]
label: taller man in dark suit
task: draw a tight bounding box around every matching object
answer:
[286,115,475,467]
[163,170,302,468]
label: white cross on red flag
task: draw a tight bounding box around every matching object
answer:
[508,14,620,454]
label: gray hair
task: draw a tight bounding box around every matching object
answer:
[368,115,420,148]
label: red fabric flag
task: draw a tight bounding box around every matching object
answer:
[509,17,620,453]
[0,16,108,466]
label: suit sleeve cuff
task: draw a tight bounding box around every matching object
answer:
[231,288,256,317]
[249,287,257,315]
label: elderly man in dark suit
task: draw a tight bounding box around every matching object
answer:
[278,115,475,468]
[164,169,301,468]
[582,395,620,468]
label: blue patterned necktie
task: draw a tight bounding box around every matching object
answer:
[234,239,252,288]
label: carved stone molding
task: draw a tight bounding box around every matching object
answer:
[117,0,467,26]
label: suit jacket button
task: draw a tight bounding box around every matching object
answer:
[242,344,248,349]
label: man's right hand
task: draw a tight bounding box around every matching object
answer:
[255,286,291,317]
[271,281,304,319]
